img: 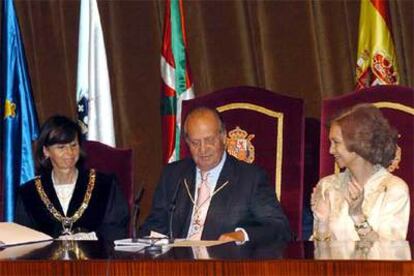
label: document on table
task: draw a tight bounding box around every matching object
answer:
[0,222,53,247]
[0,241,52,259]
[115,239,168,251]
[114,229,232,252]
[171,239,232,247]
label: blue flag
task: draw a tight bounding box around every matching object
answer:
[1,0,39,221]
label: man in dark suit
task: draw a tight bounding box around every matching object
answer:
[140,107,291,242]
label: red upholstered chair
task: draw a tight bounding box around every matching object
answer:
[302,118,321,240]
[319,85,414,240]
[82,140,134,210]
[181,86,305,240]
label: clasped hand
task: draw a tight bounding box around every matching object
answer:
[311,186,330,223]
[345,178,364,218]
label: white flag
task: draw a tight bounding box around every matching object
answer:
[76,0,115,146]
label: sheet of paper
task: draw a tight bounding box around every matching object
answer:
[0,223,53,247]
[0,241,52,259]
[56,232,98,241]
[171,239,232,247]
[114,244,147,252]
[114,237,169,247]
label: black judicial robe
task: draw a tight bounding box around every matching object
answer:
[15,169,129,241]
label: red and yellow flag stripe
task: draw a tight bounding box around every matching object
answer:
[355,0,399,89]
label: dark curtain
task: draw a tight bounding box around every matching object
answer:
[2,0,413,220]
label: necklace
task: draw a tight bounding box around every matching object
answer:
[35,169,96,235]
[183,178,229,214]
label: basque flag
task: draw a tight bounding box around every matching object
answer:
[161,0,194,163]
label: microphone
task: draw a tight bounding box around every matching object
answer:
[131,187,145,242]
[168,179,182,243]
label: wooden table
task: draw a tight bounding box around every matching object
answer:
[0,240,413,275]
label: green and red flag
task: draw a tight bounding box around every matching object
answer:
[161,0,194,163]
[355,0,399,89]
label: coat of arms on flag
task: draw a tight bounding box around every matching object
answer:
[355,0,399,89]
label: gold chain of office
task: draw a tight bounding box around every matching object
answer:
[35,169,96,225]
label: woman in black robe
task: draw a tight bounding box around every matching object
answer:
[15,115,129,240]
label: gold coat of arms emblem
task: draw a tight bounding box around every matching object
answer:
[226,126,255,163]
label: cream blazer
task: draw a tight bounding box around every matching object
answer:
[312,167,410,241]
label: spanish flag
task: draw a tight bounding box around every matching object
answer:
[161,0,194,163]
[355,0,399,89]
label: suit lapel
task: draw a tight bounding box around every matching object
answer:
[174,162,196,238]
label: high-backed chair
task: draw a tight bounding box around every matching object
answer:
[181,86,305,240]
[319,85,414,240]
[83,140,134,211]
[302,118,321,240]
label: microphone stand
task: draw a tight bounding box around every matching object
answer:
[144,180,181,254]
[168,179,182,244]
[131,188,145,242]
[168,204,176,244]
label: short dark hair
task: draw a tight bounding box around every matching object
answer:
[35,115,85,173]
[183,106,226,138]
[329,103,398,167]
